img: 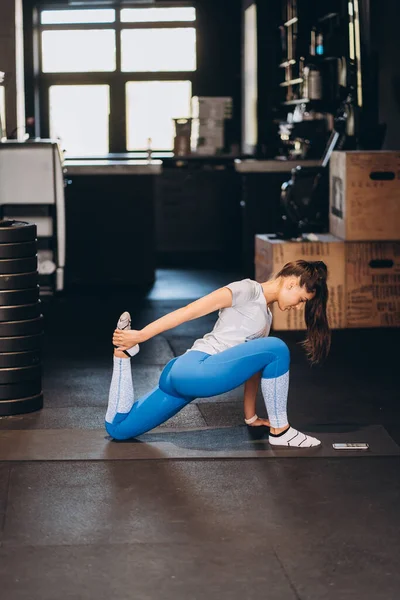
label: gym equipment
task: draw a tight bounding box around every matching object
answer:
[0,349,41,368]
[0,302,42,322]
[0,221,37,243]
[0,393,43,417]
[0,257,38,274]
[0,241,37,259]
[0,220,43,415]
[0,333,44,352]
[0,287,40,305]
[0,140,66,294]
[0,364,41,384]
[0,316,44,337]
[0,379,42,400]
[0,272,39,290]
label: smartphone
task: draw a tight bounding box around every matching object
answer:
[332,443,369,450]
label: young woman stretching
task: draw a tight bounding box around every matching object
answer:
[107,260,331,448]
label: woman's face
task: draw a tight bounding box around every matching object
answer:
[277,276,315,311]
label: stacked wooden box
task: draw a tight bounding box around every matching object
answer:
[255,151,400,330]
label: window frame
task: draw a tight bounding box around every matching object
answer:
[36,2,197,156]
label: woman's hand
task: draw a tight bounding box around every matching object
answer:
[113,329,143,351]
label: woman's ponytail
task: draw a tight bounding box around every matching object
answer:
[301,261,331,364]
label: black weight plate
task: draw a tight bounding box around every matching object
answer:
[0,272,39,290]
[0,221,37,243]
[0,241,37,259]
[0,287,39,306]
[0,333,43,352]
[0,256,37,274]
[0,392,43,416]
[0,349,41,368]
[0,364,41,384]
[0,379,41,400]
[0,316,44,337]
[0,302,42,322]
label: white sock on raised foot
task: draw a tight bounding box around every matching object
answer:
[124,344,140,358]
[269,426,321,448]
[116,312,140,358]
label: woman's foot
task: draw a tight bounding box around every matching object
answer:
[117,311,131,331]
[247,417,271,427]
[113,312,140,358]
[114,348,129,359]
[269,425,321,448]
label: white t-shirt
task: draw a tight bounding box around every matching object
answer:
[187,278,273,355]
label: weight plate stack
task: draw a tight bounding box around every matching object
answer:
[0,220,44,416]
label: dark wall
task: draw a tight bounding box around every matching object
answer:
[372,0,400,149]
[22,0,242,146]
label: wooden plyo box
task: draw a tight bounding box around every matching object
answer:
[329,151,400,241]
[346,241,400,328]
[255,235,400,329]
[255,234,346,330]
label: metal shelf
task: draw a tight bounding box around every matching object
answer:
[280,78,303,87]
[284,17,298,27]
[282,98,323,106]
[282,98,309,106]
[318,12,339,23]
[279,59,296,68]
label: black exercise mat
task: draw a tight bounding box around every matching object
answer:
[0,424,398,461]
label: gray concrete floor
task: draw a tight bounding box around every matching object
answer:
[0,268,399,599]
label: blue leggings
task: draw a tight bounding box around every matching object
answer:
[105,337,290,440]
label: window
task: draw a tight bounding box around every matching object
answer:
[120,7,196,23]
[126,81,192,150]
[41,9,116,25]
[121,28,196,72]
[42,30,116,73]
[38,4,197,155]
[49,85,110,156]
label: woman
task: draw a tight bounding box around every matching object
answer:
[107,260,331,448]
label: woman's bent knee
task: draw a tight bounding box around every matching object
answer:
[105,420,129,440]
[105,419,148,440]
[268,337,290,361]
[261,337,290,378]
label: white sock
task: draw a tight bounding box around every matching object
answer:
[269,426,321,448]
[123,344,140,358]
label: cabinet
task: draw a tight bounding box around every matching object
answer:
[64,170,159,289]
[155,161,242,268]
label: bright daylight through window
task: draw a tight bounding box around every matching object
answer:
[126,81,192,151]
[39,5,197,156]
[49,85,110,156]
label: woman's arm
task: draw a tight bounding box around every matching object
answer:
[113,286,234,348]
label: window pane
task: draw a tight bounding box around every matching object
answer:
[41,9,115,24]
[121,28,196,72]
[42,31,116,72]
[126,81,191,150]
[50,85,109,156]
[121,7,196,22]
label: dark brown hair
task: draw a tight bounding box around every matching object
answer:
[275,260,331,364]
